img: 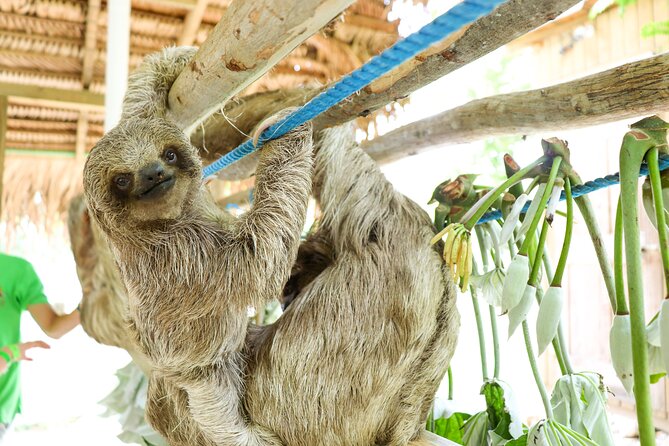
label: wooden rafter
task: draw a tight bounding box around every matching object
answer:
[0,82,104,110]
[156,0,197,8]
[363,53,669,164]
[166,0,356,131]
[178,0,210,46]
[81,0,102,89]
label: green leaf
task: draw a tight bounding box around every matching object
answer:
[431,412,471,444]
[463,412,489,446]
[650,373,666,384]
[550,373,615,446]
[642,21,669,38]
[504,434,528,446]
[482,381,513,440]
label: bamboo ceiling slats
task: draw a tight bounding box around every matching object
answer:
[0,0,87,23]
[1,0,401,229]
[0,68,103,93]
[8,104,104,122]
[0,12,84,38]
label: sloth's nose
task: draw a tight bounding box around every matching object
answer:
[139,162,165,185]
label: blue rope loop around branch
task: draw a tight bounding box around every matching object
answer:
[476,155,669,224]
[201,0,507,178]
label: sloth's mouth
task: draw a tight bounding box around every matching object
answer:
[137,176,175,200]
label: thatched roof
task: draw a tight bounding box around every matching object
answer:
[1,0,403,234]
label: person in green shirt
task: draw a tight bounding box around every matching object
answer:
[0,252,81,442]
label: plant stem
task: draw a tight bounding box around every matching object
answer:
[475,225,491,270]
[529,219,550,286]
[556,322,574,375]
[489,305,501,379]
[551,329,568,376]
[470,260,489,381]
[463,158,545,229]
[647,147,669,294]
[619,132,656,446]
[448,366,454,400]
[475,225,501,379]
[551,178,573,286]
[613,197,630,315]
[571,172,618,312]
[519,157,563,255]
[428,403,435,432]
[522,320,554,419]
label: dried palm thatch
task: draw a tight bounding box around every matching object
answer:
[1,0,404,236]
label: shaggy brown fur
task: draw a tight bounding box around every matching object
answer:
[68,195,154,371]
[68,195,131,350]
[82,47,459,446]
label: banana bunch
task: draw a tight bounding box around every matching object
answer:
[431,223,472,291]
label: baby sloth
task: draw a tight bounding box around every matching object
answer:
[83,48,458,446]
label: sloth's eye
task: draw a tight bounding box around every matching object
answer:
[164,148,178,164]
[113,174,132,191]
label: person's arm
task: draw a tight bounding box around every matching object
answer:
[27,304,80,339]
[0,341,50,374]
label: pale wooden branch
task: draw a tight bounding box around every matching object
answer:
[423,431,460,446]
[81,0,101,89]
[363,53,669,164]
[177,0,209,46]
[312,0,580,129]
[166,0,355,132]
[193,0,579,179]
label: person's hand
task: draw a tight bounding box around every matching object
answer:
[12,341,51,361]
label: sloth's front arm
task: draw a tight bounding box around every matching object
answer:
[223,124,314,313]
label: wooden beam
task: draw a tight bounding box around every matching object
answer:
[312,0,581,129]
[363,53,669,164]
[5,149,76,158]
[104,0,131,131]
[156,0,197,8]
[81,0,102,89]
[0,82,104,110]
[167,0,355,132]
[0,96,7,217]
[178,0,209,46]
[75,111,89,165]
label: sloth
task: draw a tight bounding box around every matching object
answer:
[82,47,459,446]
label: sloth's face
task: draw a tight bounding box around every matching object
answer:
[84,117,202,226]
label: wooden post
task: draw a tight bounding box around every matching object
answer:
[104,0,131,131]
[82,0,102,89]
[0,96,7,218]
[166,0,355,132]
[178,0,209,46]
[75,111,89,166]
[363,53,669,164]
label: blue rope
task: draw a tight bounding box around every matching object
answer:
[476,155,669,224]
[202,0,508,178]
